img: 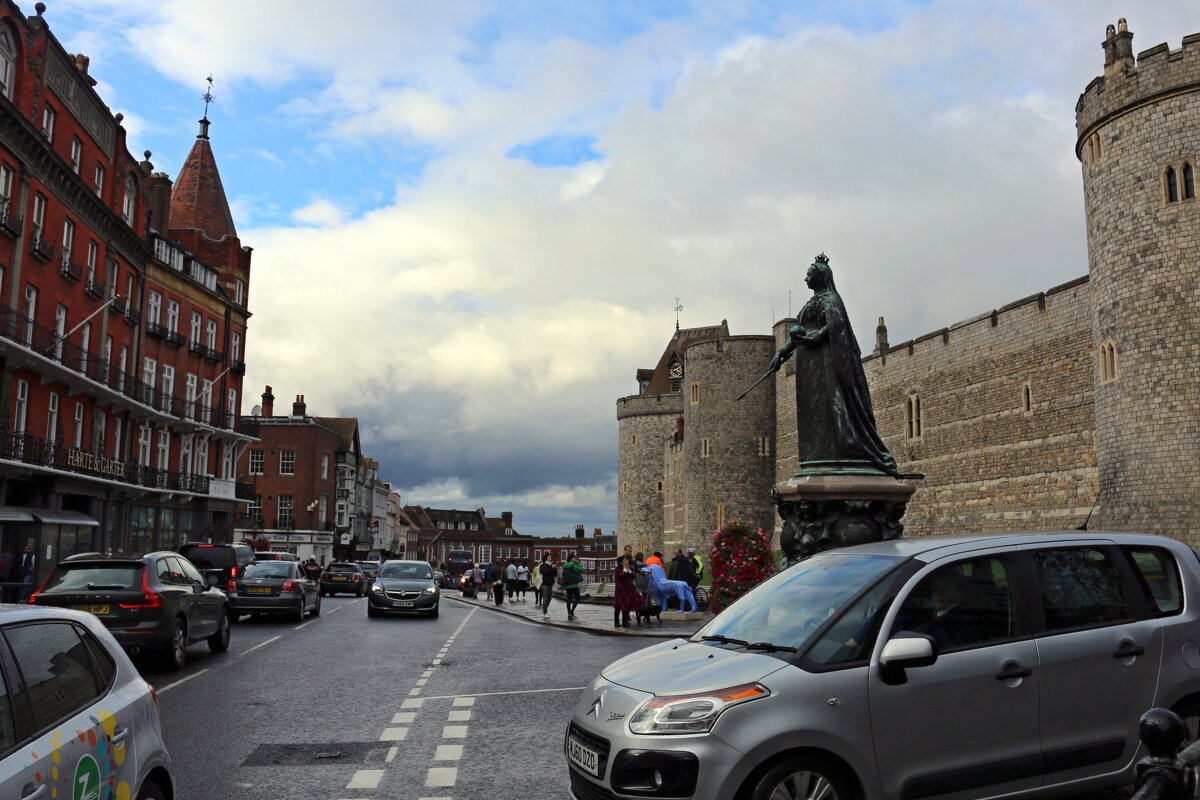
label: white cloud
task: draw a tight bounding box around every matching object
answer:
[290,199,344,227]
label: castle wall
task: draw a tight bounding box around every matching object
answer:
[1077,29,1200,542]
[681,336,777,549]
[616,393,681,554]
[862,279,1098,536]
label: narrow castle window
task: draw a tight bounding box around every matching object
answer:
[690,382,700,404]
[757,436,770,457]
[631,433,636,445]
[621,481,627,494]
[657,481,663,492]
[1165,167,1179,203]
[1022,383,1033,414]
[1184,162,1195,200]
[716,501,727,530]
[1100,342,1118,383]
[700,438,711,458]
[906,394,923,441]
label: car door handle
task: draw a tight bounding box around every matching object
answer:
[1114,642,1145,659]
[22,784,47,800]
[995,662,1032,681]
[110,727,128,745]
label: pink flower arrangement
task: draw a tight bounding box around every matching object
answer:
[708,520,774,613]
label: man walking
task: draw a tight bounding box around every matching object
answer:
[505,560,518,600]
[538,555,557,618]
[561,555,584,620]
[17,544,36,603]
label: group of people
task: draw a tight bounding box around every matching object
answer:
[0,544,37,603]
[610,545,703,627]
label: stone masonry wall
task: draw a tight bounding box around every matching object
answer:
[616,393,681,554]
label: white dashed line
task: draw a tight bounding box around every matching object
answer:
[408,688,422,697]
[402,699,424,709]
[346,770,385,789]
[237,635,282,656]
[157,668,210,694]
[391,712,416,724]
[422,686,584,701]
[425,767,458,787]
[379,727,409,741]
[416,678,427,687]
[385,746,398,763]
[442,725,468,739]
[452,697,475,707]
[447,710,471,722]
[435,745,463,761]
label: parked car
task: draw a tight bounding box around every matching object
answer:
[320,562,366,596]
[29,552,231,670]
[433,569,447,588]
[459,572,478,598]
[178,542,256,591]
[253,550,300,562]
[368,560,440,618]
[357,560,382,583]
[227,560,321,621]
[566,532,1200,800]
[0,605,174,800]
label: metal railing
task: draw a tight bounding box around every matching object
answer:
[59,255,82,282]
[235,481,257,500]
[29,231,54,261]
[0,201,23,237]
[1131,708,1200,799]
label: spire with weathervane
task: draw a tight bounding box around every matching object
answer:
[169,73,237,241]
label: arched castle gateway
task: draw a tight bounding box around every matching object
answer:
[619,21,1199,555]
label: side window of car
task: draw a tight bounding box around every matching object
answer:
[4,622,102,731]
[1123,546,1183,617]
[157,557,174,584]
[1035,547,1131,632]
[76,626,116,692]
[0,650,16,755]
[893,556,1016,652]
[174,557,204,587]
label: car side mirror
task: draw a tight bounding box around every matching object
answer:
[879,633,938,685]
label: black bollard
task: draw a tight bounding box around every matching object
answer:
[1134,708,1192,800]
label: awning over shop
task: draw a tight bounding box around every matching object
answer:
[0,507,99,526]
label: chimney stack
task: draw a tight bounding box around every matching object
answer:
[593,528,601,537]
[575,524,585,539]
[1104,19,1135,76]
[875,316,889,355]
[292,394,306,417]
[262,386,275,417]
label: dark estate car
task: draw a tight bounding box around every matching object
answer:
[29,552,231,670]
[228,561,320,621]
[321,562,366,596]
[178,542,257,590]
[368,560,440,618]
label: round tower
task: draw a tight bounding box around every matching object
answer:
[681,335,777,549]
[1076,21,1200,541]
[616,393,682,554]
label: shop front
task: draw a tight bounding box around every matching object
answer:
[0,507,100,601]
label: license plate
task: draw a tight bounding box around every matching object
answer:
[247,587,272,594]
[395,600,413,607]
[73,604,109,615]
[566,736,600,776]
[333,576,346,581]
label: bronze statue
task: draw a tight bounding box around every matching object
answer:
[745,253,897,477]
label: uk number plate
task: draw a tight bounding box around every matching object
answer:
[247,587,272,594]
[333,576,347,581]
[73,604,109,614]
[395,600,413,607]
[566,736,599,776]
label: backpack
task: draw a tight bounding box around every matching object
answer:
[562,564,583,586]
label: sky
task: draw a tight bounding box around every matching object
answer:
[39,0,1199,536]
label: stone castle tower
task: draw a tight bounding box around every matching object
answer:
[1076,21,1200,537]
[617,323,777,555]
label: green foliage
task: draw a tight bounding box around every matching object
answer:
[708,521,773,613]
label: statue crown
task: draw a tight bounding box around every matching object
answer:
[814,252,830,265]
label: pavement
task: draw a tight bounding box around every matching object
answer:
[445,586,714,637]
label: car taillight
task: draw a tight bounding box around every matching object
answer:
[119,570,163,610]
[25,572,53,605]
[352,574,361,582]
[227,579,237,592]
[282,579,295,592]
[230,566,238,577]
[149,684,160,716]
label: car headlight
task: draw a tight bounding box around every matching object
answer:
[627,683,769,735]
[423,586,438,595]
[371,581,385,592]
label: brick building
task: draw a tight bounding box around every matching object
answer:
[0,2,254,591]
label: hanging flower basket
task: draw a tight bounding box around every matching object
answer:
[708,521,773,613]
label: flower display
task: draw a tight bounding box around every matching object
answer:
[708,520,773,613]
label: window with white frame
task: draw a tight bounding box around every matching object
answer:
[41,104,54,140]
[185,374,197,417]
[248,495,262,521]
[73,403,84,448]
[86,241,97,285]
[70,138,81,174]
[124,273,134,316]
[194,438,208,475]
[94,410,105,453]
[0,164,11,207]
[166,300,179,333]
[52,305,66,361]
[248,449,264,475]
[117,346,127,392]
[78,322,90,373]
[137,425,151,465]
[161,365,175,411]
[335,502,348,528]
[31,193,44,245]
[201,379,212,423]
[321,453,329,480]
[227,388,237,419]
[46,392,58,440]
[179,434,193,474]
[93,164,104,197]
[189,312,201,345]
[21,285,34,346]
[147,291,161,326]
[60,218,74,266]
[278,496,293,528]
[231,332,240,362]
[222,443,234,480]
[205,319,217,349]
[142,357,156,404]
[157,429,170,469]
[280,450,296,476]
[0,28,14,99]
[319,494,327,524]
[235,279,245,306]
[14,379,28,434]
[122,175,135,225]
[112,417,121,459]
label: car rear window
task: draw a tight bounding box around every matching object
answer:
[42,564,143,593]
[244,563,294,579]
[180,546,234,570]
[328,563,359,572]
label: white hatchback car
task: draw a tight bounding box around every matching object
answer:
[0,604,174,799]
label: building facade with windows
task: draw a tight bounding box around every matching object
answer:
[0,2,255,590]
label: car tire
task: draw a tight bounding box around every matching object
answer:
[750,755,855,800]
[431,604,439,619]
[294,598,306,623]
[136,779,167,800]
[162,618,187,671]
[207,610,231,653]
[311,595,321,617]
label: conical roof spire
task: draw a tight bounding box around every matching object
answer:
[169,114,236,240]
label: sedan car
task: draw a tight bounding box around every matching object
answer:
[367,560,440,618]
[567,532,1200,800]
[0,605,174,800]
[29,552,231,670]
[320,562,366,596]
[227,560,320,621]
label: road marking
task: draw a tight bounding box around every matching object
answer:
[402,699,424,709]
[408,688,422,697]
[422,670,433,678]
[423,686,586,701]
[293,619,317,631]
[452,697,475,707]
[346,770,385,789]
[238,635,282,656]
[425,767,457,787]
[391,712,416,724]
[157,668,210,694]
[434,744,462,761]
[385,746,398,763]
[379,727,409,742]
[447,710,471,722]
[416,678,427,687]
[324,598,364,615]
[442,725,468,739]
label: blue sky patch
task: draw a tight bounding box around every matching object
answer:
[508,134,603,167]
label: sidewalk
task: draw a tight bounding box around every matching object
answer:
[445,588,713,637]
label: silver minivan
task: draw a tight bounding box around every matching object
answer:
[567,532,1200,800]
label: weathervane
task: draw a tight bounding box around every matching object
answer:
[201,74,214,118]
[674,297,683,331]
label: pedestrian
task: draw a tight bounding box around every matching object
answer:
[491,577,506,606]
[538,555,557,618]
[505,560,518,600]
[560,555,584,620]
[17,544,36,603]
[687,547,703,591]
[634,551,647,571]
[470,563,484,596]
[613,555,639,628]
[516,561,530,600]
[646,551,664,570]
[484,562,494,598]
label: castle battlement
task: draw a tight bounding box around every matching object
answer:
[1075,21,1200,148]
[616,392,683,420]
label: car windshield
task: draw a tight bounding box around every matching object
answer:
[179,546,233,570]
[243,563,293,579]
[379,564,432,580]
[42,564,143,592]
[693,553,900,651]
[328,564,359,573]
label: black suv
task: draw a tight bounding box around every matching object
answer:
[178,542,256,589]
[29,552,231,670]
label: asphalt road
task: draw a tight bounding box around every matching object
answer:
[141,593,655,800]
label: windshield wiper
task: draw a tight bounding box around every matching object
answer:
[745,641,798,653]
[699,635,750,647]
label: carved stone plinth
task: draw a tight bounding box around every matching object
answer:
[774,474,916,565]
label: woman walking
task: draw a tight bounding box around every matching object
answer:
[613,555,639,628]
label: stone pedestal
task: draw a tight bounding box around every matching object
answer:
[774,474,916,565]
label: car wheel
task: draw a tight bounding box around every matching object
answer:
[750,755,855,800]
[294,598,306,623]
[431,604,439,619]
[311,595,321,617]
[135,779,167,800]
[207,610,231,653]
[1172,699,1200,798]
[162,618,187,671]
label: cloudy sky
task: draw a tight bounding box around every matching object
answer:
[43,0,1197,535]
